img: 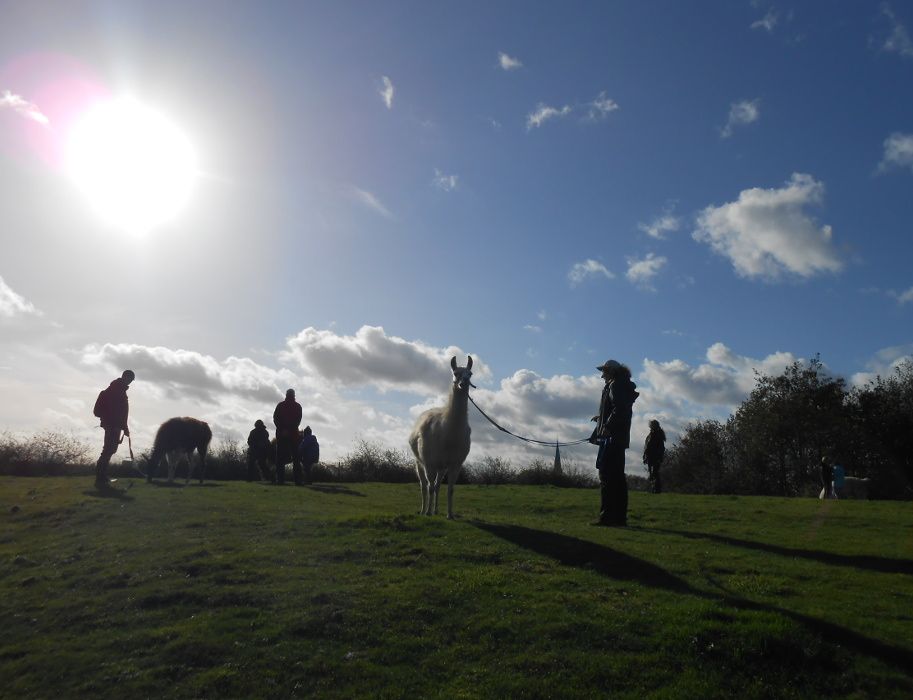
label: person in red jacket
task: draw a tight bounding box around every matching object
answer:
[93,369,135,491]
[273,388,302,485]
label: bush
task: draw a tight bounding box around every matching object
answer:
[464,456,514,485]
[334,439,415,483]
[0,431,93,476]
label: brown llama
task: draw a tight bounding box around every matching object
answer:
[146,417,212,484]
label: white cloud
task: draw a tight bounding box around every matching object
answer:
[585,91,619,121]
[626,253,668,289]
[751,10,778,33]
[880,4,913,58]
[721,99,760,139]
[282,325,491,396]
[850,344,913,386]
[0,276,40,318]
[526,103,572,130]
[498,52,523,71]
[641,342,798,409]
[432,169,458,192]
[350,186,392,218]
[81,343,295,404]
[537,310,547,321]
[638,211,680,239]
[568,259,614,286]
[0,90,49,125]
[523,324,542,333]
[379,76,394,109]
[892,285,913,304]
[878,132,913,173]
[693,173,842,280]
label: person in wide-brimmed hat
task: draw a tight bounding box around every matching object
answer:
[590,359,639,525]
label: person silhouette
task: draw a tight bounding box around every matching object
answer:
[273,389,302,485]
[246,419,271,481]
[296,425,320,485]
[643,419,666,494]
[590,360,639,526]
[92,369,135,491]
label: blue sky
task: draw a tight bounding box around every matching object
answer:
[1,1,911,471]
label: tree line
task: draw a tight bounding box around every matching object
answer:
[663,357,913,499]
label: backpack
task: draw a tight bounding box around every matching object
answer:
[93,387,111,419]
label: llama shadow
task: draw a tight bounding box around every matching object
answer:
[643,527,913,575]
[470,521,913,675]
[306,484,365,497]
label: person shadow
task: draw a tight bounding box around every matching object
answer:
[469,520,913,674]
[640,527,913,576]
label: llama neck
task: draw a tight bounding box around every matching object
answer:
[445,386,469,425]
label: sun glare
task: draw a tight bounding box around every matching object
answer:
[65,97,197,234]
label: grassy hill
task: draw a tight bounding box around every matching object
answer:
[1,476,911,698]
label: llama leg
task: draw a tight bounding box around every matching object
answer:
[431,473,443,515]
[166,453,175,483]
[417,468,429,515]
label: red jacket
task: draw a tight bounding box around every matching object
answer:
[273,398,302,437]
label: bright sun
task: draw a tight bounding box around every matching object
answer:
[66,97,197,234]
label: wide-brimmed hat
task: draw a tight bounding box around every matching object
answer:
[597,359,622,372]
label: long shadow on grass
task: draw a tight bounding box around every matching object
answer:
[307,484,365,497]
[644,527,913,575]
[471,521,913,675]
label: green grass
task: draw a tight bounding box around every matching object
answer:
[1,477,912,699]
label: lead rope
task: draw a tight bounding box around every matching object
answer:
[467,394,593,447]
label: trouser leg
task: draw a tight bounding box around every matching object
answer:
[601,445,628,524]
[598,471,611,521]
[247,454,255,481]
[96,428,120,487]
[276,439,287,484]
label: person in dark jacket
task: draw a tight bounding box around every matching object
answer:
[296,425,320,485]
[93,369,135,491]
[643,419,666,494]
[247,419,271,481]
[590,359,638,526]
[273,389,302,485]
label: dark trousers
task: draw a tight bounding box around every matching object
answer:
[275,436,301,484]
[96,427,121,484]
[247,452,268,481]
[597,442,628,524]
[647,463,662,494]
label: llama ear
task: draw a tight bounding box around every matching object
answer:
[466,355,473,370]
[450,356,457,371]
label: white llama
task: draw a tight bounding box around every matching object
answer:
[409,355,473,519]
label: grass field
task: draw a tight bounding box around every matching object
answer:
[1,476,912,699]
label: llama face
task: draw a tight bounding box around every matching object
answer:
[450,355,475,391]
